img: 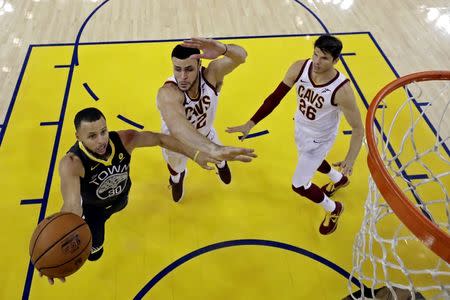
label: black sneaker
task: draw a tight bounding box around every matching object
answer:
[88,245,104,261]
[216,162,231,184]
[169,170,186,202]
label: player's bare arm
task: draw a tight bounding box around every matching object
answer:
[157,83,256,162]
[226,60,304,139]
[59,153,83,217]
[44,153,84,285]
[334,82,364,176]
[157,83,218,152]
[117,129,220,170]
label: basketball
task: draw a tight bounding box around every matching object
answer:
[29,212,92,278]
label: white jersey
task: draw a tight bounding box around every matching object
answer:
[161,67,219,136]
[294,59,349,139]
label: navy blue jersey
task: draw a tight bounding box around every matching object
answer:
[68,131,131,208]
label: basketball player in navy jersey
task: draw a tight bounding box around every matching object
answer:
[228,35,364,235]
[40,107,237,284]
[157,38,251,202]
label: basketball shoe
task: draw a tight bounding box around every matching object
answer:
[169,170,186,202]
[319,201,344,235]
[321,175,349,197]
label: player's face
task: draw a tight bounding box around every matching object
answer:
[76,117,109,156]
[172,57,200,92]
[312,47,338,74]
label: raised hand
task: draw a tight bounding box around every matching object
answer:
[39,271,66,285]
[226,120,255,141]
[182,37,227,60]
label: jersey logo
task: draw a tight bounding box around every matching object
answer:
[91,163,100,171]
[119,153,124,162]
[321,88,331,94]
[185,95,211,129]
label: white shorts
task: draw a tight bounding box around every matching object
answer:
[292,126,337,188]
[162,127,222,174]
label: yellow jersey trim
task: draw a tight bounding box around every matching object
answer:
[78,139,115,166]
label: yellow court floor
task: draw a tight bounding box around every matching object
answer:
[0,34,442,299]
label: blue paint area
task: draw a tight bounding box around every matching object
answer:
[134,239,367,299]
[117,115,144,129]
[239,129,269,140]
[83,83,100,101]
[20,199,44,205]
[0,46,33,147]
[40,121,60,126]
[405,174,429,180]
[54,64,71,68]
[343,130,352,135]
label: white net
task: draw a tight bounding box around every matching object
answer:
[348,73,450,300]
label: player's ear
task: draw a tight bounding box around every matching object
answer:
[75,131,80,142]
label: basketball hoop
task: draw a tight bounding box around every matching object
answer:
[348,71,450,299]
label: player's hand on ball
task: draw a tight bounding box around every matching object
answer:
[39,271,65,285]
[226,120,255,141]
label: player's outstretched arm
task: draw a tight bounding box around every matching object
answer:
[227,61,302,139]
[43,154,84,285]
[118,129,217,170]
[334,82,364,176]
[59,154,83,217]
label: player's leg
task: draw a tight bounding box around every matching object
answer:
[162,148,188,202]
[208,128,231,184]
[83,205,107,261]
[104,196,128,219]
[292,135,344,234]
[317,160,349,196]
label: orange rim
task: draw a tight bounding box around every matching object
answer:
[366,70,450,263]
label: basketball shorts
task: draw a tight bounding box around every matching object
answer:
[82,196,128,249]
[292,126,337,188]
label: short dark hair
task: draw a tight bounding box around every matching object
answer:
[314,35,343,60]
[171,44,200,60]
[74,107,105,130]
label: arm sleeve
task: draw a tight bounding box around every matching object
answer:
[250,82,292,125]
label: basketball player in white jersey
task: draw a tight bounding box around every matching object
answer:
[228,35,364,235]
[157,38,251,202]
